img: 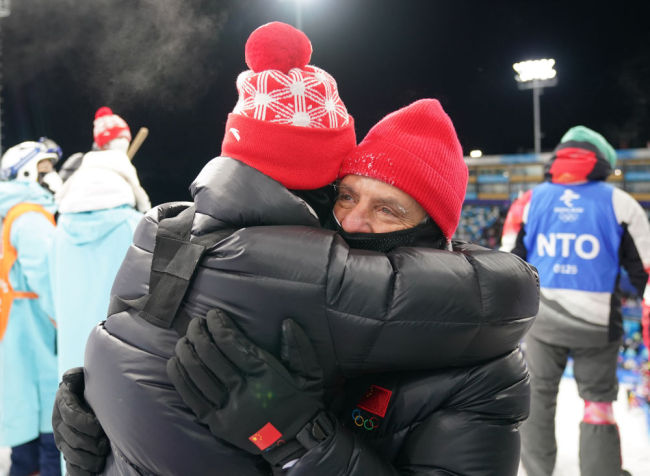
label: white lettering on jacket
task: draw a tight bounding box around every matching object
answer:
[536,233,600,259]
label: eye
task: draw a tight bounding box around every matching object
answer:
[379,206,396,217]
[336,192,354,203]
[334,191,357,209]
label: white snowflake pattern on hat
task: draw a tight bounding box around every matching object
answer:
[234,66,349,129]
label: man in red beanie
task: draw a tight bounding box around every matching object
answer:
[52,23,538,476]
[334,99,467,246]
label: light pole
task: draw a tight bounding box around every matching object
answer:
[513,58,557,156]
[0,0,9,155]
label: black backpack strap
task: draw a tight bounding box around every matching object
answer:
[133,204,232,334]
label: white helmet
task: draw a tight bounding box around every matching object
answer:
[1,137,62,182]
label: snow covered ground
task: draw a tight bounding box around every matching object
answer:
[1,377,647,476]
[519,377,650,476]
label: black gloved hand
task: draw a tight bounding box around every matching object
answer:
[167,309,324,463]
[52,367,110,476]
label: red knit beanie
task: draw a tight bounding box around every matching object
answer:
[93,107,131,149]
[221,22,356,190]
[339,99,468,239]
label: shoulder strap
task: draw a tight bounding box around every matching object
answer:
[2,203,55,266]
[135,204,233,335]
[0,203,56,341]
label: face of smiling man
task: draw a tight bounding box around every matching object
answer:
[333,174,428,234]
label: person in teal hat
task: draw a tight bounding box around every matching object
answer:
[501,125,650,476]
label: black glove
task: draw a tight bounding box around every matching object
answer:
[52,367,110,476]
[168,309,325,465]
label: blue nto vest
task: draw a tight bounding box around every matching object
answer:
[524,181,622,293]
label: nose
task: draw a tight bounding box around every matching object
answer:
[337,206,373,233]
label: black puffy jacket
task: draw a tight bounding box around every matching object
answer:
[84,157,539,475]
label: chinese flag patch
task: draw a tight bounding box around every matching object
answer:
[249,422,282,450]
[357,384,392,418]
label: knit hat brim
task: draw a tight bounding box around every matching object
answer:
[560,126,616,168]
[222,113,356,190]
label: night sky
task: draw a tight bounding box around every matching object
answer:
[1,0,649,205]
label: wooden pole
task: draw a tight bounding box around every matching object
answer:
[127,127,149,160]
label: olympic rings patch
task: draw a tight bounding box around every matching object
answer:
[352,409,380,431]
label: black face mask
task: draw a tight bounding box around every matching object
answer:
[336,218,447,252]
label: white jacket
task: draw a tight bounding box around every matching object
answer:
[56,150,151,213]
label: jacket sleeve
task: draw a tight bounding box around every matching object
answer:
[612,188,650,295]
[612,189,650,348]
[393,350,529,476]
[11,211,56,317]
[322,237,538,376]
[116,207,538,381]
[500,189,532,259]
[147,219,538,379]
[289,351,529,476]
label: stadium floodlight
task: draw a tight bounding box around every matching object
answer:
[469,150,483,158]
[513,58,558,156]
[513,59,557,83]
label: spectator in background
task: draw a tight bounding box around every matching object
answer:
[51,106,150,380]
[0,139,62,476]
[501,126,650,476]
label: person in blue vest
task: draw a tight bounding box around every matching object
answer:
[0,139,62,476]
[51,106,150,381]
[501,126,650,476]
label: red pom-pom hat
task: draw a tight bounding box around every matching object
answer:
[222,22,355,190]
[245,21,312,73]
[93,106,131,149]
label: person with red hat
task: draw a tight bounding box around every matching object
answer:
[51,22,538,476]
[334,98,468,248]
[91,107,132,151]
[50,106,150,391]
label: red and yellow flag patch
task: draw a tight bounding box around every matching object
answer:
[357,384,392,418]
[249,422,282,451]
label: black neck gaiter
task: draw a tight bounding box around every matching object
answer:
[336,219,447,252]
[289,187,447,251]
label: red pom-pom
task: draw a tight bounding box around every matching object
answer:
[245,22,312,74]
[95,106,113,119]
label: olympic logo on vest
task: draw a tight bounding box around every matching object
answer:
[351,409,380,431]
